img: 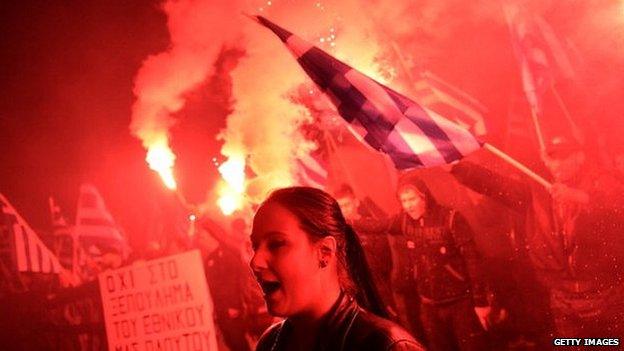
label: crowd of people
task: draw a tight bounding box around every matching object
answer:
[162,132,622,351]
[2,133,623,351]
[237,135,624,350]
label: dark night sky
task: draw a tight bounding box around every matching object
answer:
[0,1,230,247]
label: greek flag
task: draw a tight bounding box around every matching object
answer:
[1,194,63,273]
[256,16,482,169]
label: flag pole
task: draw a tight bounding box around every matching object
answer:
[371,24,550,190]
[388,39,548,188]
[528,104,546,151]
[482,143,551,189]
[550,83,584,143]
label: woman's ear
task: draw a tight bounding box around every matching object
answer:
[317,236,337,268]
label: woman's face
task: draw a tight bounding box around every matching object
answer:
[250,202,322,317]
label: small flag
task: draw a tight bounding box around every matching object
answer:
[255,16,481,169]
[503,3,575,114]
[1,194,63,273]
[75,184,130,258]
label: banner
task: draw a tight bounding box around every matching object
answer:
[99,250,217,351]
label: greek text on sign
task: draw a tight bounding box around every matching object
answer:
[99,250,218,351]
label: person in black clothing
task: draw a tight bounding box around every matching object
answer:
[197,219,253,351]
[251,187,424,351]
[390,177,490,351]
[451,137,624,339]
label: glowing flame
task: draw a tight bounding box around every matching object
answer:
[218,156,246,192]
[216,155,246,215]
[217,194,240,216]
[145,139,177,190]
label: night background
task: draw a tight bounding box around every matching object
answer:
[1,1,624,350]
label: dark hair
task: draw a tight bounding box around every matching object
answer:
[261,186,388,318]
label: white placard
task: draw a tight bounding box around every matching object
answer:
[99,250,218,351]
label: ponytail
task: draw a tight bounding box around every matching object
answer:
[343,224,389,319]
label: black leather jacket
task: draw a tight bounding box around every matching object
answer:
[255,293,424,351]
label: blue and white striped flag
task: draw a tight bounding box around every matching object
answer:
[256,16,482,169]
[1,194,63,274]
[75,184,130,259]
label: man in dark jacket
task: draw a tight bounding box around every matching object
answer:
[390,177,490,351]
[451,136,624,338]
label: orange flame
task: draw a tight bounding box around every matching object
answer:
[145,138,177,190]
[216,155,246,215]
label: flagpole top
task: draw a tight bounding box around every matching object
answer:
[241,12,260,23]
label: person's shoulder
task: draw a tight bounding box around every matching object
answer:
[255,320,284,351]
[349,309,425,351]
[428,205,455,225]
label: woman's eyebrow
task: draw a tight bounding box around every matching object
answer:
[250,230,286,243]
[263,231,287,240]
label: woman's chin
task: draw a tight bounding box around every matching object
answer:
[265,292,288,316]
[266,302,289,317]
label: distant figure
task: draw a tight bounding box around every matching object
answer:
[251,187,424,351]
[390,177,490,351]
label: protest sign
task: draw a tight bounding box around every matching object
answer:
[99,250,217,351]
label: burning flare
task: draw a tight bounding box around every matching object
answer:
[145,138,177,190]
[130,0,245,192]
[216,155,246,215]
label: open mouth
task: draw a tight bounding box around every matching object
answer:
[259,280,281,296]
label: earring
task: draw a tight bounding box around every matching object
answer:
[319,260,328,268]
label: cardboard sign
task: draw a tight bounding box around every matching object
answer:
[99,250,217,351]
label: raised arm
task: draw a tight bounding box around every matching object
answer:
[451,161,532,213]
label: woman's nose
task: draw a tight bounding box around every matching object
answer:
[249,249,268,272]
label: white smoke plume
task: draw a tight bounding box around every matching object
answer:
[130,0,246,190]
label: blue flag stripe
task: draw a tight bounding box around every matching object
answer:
[386,89,463,163]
